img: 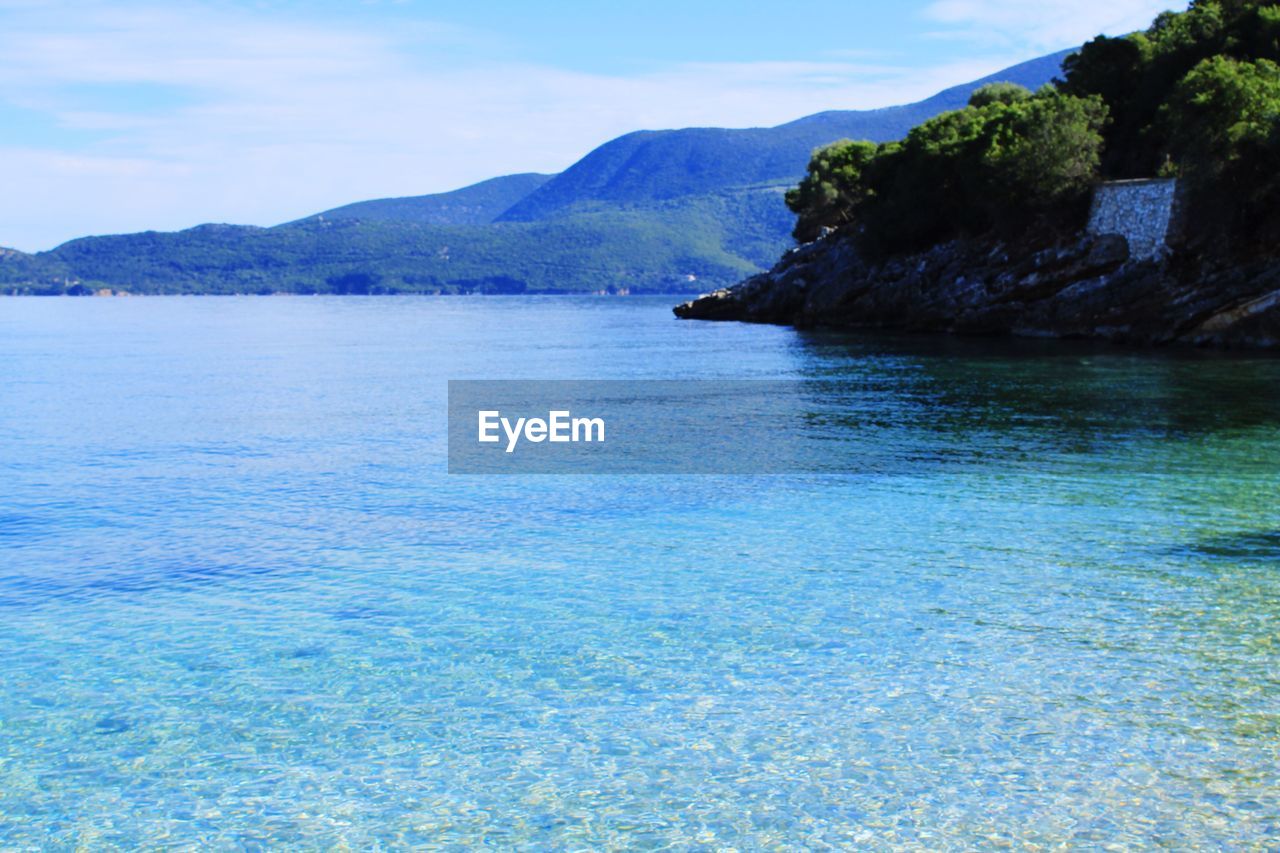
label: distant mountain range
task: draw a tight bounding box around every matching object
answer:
[1,49,1072,295]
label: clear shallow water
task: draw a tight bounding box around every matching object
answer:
[1,296,1278,849]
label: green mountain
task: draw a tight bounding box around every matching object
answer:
[1,51,1070,296]
[35,204,769,295]
[305,172,554,226]
[500,50,1072,221]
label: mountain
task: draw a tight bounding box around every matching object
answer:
[36,207,766,295]
[498,50,1073,221]
[1,50,1071,296]
[305,173,554,226]
[0,246,70,287]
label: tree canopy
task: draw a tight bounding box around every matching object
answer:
[1060,0,1280,246]
[785,140,878,243]
[789,1,1280,256]
[968,82,1033,108]
[786,88,1106,256]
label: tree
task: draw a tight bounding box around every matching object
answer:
[326,270,383,294]
[968,82,1032,108]
[784,88,1108,257]
[857,106,993,253]
[1059,34,1153,174]
[781,0,1280,258]
[1059,34,1150,110]
[1160,55,1280,166]
[1161,55,1280,245]
[980,91,1109,224]
[784,139,878,243]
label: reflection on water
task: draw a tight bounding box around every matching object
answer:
[1175,529,1280,559]
[0,297,1278,848]
[796,328,1280,439]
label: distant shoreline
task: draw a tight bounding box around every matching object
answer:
[2,290,706,298]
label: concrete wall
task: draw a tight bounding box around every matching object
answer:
[1087,178,1178,260]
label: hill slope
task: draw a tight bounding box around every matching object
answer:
[306,173,554,226]
[498,50,1072,221]
[34,203,769,295]
[1,51,1070,296]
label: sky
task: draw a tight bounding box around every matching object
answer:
[0,0,1177,251]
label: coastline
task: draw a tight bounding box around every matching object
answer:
[675,232,1280,350]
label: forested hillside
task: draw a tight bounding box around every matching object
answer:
[0,53,1068,295]
[784,0,1280,258]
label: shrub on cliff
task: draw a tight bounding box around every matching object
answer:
[1056,0,1280,248]
[1161,56,1280,166]
[786,1,1280,260]
[1057,0,1277,177]
[1161,55,1280,245]
[785,140,878,243]
[866,90,1107,254]
[982,91,1110,216]
[786,89,1107,256]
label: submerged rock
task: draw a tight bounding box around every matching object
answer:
[674,231,1280,349]
[93,716,132,735]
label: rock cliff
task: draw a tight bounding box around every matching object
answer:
[674,232,1280,349]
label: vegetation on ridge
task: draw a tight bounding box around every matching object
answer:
[0,55,1069,295]
[5,194,785,296]
[786,85,1106,254]
[787,0,1280,256]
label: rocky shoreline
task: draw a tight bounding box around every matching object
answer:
[674,232,1280,349]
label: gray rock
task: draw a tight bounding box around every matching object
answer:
[673,231,1280,349]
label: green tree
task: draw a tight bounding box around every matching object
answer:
[1058,34,1153,175]
[784,139,879,242]
[859,91,1106,253]
[1232,4,1280,64]
[1161,55,1280,244]
[1160,55,1280,166]
[785,88,1108,257]
[980,91,1108,224]
[858,106,993,252]
[968,82,1032,108]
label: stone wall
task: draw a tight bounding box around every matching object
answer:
[1086,178,1178,260]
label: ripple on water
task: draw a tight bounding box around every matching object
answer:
[1,298,1278,848]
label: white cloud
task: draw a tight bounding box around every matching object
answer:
[0,1,1046,250]
[922,0,1176,52]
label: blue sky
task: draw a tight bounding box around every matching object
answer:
[0,0,1174,251]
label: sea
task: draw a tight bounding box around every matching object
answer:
[1,295,1278,848]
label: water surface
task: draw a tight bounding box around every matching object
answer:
[1,297,1278,848]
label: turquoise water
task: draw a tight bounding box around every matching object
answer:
[1,296,1279,848]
